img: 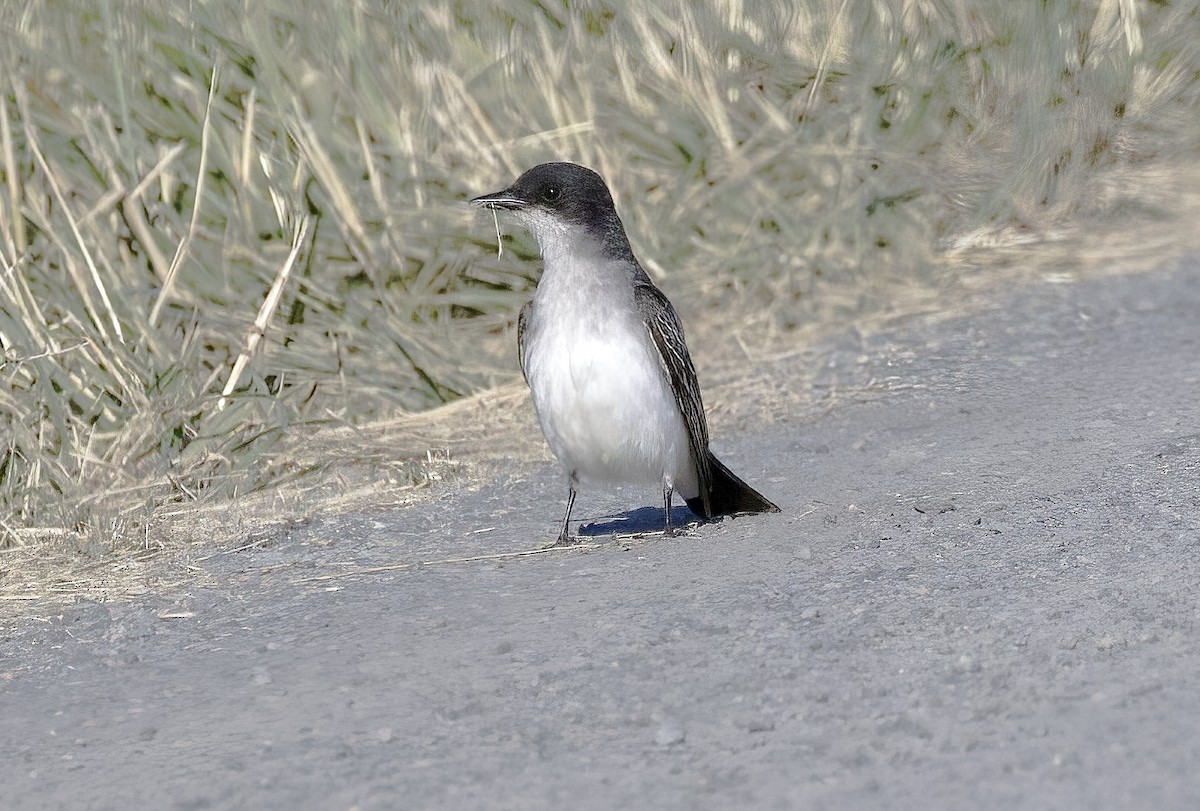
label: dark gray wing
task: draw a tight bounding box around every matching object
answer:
[634,280,712,513]
[517,300,533,383]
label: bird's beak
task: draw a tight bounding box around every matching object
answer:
[470,189,527,211]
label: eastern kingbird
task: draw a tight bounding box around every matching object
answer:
[472,162,779,545]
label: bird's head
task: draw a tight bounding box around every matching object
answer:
[471,162,630,259]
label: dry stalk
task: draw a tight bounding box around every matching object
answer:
[19,92,125,344]
[217,215,312,410]
[801,0,851,122]
[149,63,220,328]
[292,541,602,583]
[0,97,23,258]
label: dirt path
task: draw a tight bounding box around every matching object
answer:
[3,256,1199,810]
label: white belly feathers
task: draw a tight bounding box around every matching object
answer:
[523,300,698,496]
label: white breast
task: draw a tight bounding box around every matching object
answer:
[521,256,698,497]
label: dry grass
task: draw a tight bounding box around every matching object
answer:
[1,0,1199,610]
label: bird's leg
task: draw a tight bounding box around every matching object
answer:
[663,482,676,537]
[553,477,578,547]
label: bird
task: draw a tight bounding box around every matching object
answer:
[471,162,779,545]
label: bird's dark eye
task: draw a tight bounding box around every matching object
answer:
[542,186,561,203]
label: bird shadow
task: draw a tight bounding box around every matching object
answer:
[579,505,703,538]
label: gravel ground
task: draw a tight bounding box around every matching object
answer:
[2,256,1198,811]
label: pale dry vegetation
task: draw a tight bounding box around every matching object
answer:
[1,0,1197,567]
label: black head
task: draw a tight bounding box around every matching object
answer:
[471,162,632,257]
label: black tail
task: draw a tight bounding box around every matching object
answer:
[685,451,780,520]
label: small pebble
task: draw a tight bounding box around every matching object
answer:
[654,722,685,747]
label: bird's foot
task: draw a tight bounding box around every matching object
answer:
[665,521,702,538]
[544,534,578,549]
